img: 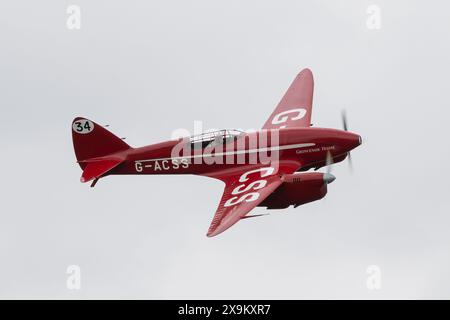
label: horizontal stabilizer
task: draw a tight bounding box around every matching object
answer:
[80,158,123,183]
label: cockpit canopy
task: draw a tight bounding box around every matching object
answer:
[189,129,244,149]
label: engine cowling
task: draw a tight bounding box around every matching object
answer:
[258,172,335,209]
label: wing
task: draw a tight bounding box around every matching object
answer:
[206,170,282,237]
[206,162,300,237]
[262,68,314,129]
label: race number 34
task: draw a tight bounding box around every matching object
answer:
[72,119,94,134]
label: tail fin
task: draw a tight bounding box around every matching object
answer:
[72,117,130,182]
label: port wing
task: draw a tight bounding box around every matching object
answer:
[262,68,314,129]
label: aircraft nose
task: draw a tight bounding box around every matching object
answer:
[349,132,362,149]
[343,131,362,150]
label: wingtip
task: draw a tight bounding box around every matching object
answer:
[206,227,225,238]
[298,68,313,76]
[206,229,218,238]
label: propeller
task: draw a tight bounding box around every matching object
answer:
[342,110,348,131]
[322,110,355,182]
[325,150,333,175]
[323,150,336,184]
[341,110,353,172]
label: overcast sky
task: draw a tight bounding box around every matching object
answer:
[1,0,450,299]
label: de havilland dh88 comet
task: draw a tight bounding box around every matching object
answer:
[72,68,362,237]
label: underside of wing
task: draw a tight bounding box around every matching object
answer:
[205,162,302,237]
[207,171,282,237]
[262,68,314,129]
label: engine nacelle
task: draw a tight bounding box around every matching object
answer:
[258,172,335,209]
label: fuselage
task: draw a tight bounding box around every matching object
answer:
[108,127,361,178]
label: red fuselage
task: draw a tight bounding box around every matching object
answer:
[107,127,361,178]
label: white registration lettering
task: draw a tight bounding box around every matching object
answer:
[239,167,274,183]
[135,162,143,172]
[162,160,170,170]
[271,108,307,128]
[231,180,267,195]
[181,158,189,168]
[223,166,275,208]
[224,192,260,207]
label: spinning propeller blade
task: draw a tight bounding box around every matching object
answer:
[325,150,333,175]
[322,151,336,184]
[341,110,353,172]
[342,110,348,131]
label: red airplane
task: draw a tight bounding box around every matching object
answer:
[72,68,361,237]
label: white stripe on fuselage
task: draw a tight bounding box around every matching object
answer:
[134,142,315,163]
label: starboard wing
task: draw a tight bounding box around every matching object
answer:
[206,162,301,237]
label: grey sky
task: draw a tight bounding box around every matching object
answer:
[1,0,449,299]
